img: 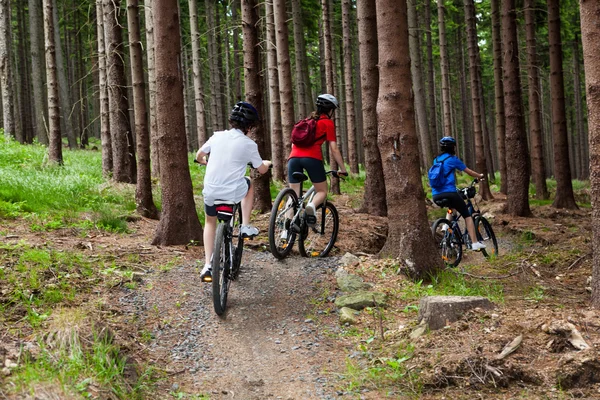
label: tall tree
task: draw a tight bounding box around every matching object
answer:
[273,0,294,163]
[376,0,442,278]
[424,0,438,151]
[502,0,531,217]
[43,0,62,164]
[29,0,48,144]
[580,0,600,307]
[464,0,493,199]
[104,0,136,183]
[491,0,506,194]
[144,0,160,178]
[291,0,310,118]
[524,0,548,200]
[96,0,112,175]
[572,35,587,179]
[241,0,271,212]
[437,0,453,138]
[189,0,207,146]
[206,0,223,131]
[342,0,358,174]
[0,0,14,138]
[265,0,284,181]
[152,0,203,246]
[548,0,578,210]
[127,0,159,219]
[357,0,386,216]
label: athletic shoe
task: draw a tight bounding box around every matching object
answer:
[471,241,487,251]
[305,203,317,227]
[241,225,259,238]
[200,263,212,282]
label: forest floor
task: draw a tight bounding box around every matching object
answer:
[2,189,600,399]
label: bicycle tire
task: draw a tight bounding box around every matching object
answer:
[299,202,339,258]
[231,205,243,280]
[212,223,230,316]
[268,188,298,259]
[431,218,463,267]
[474,216,498,258]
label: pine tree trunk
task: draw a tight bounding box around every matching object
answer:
[96,0,112,174]
[579,0,600,308]
[502,0,531,217]
[265,0,284,181]
[42,0,62,164]
[232,0,242,101]
[548,0,577,210]
[457,27,473,167]
[16,3,31,143]
[572,36,587,179]
[341,0,358,174]
[376,0,442,279]
[424,0,438,152]
[437,0,452,138]
[357,0,386,216]
[127,0,159,219]
[491,0,507,194]
[408,0,432,168]
[104,0,136,183]
[273,0,294,159]
[152,0,203,246]
[206,0,222,131]
[464,0,493,199]
[143,0,160,178]
[524,0,548,200]
[0,0,15,138]
[29,0,48,144]
[241,0,271,213]
[189,0,207,146]
[291,0,309,118]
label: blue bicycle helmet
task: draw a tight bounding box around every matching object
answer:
[229,101,260,129]
[439,136,456,154]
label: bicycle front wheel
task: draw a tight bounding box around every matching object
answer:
[432,218,462,267]
[212,223,230,316]
[299,202,339,258]
[268,188,298,259]
[474,216,498,258]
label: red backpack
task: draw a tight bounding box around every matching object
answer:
[290,117,326,148]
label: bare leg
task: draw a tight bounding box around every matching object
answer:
[310,181,328,208]
[466,216,478,244]
[241,181,254,226]
[204,215,217,265]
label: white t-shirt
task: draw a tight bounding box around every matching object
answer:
[201,128,263,205]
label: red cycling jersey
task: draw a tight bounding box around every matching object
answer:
[288,114,336,161]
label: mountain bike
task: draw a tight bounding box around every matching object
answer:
[431,179,498,267]
[268,171,346,259]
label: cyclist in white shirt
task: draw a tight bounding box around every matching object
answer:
[195,102,272,282]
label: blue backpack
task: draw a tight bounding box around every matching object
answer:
[428,155,452,188]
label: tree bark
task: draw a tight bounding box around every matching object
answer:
[104,0,136,183]
[357,0,386,216]
[291,0,309,118]
[144,0,160,178]
[42,0,62,164]
[232,0,242,102]
[342,0,358,174]
[241,0,271,213]
[424,0,438,152]
[16,3,32,144]
[524,0,548,200]
[502,0,531,217]
[437,0,452,138]
[96,0,112,175]
[189,0,207,146]
[491,0,506,194]
[0,0,15,138]
[265,0,284,181]
[127,0,159,219]
[206,0,222,132]
[579,0,600,307]
[548,0,577,210]
[152,0,203,246]
[376,0,443,279]
[457,26,473,167]
[29,0,49,144]
[572,36,587,180]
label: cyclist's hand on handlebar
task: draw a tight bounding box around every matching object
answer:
[333,170,348,179]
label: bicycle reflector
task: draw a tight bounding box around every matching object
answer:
[216,205,234,221]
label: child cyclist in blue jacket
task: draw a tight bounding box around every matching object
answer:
[430,136,486,251]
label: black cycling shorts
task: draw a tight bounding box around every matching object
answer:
[204,177,250,217]
[287,157,326,184]
[432,191,471,218]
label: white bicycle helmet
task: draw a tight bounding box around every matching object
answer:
[316,94,339,110]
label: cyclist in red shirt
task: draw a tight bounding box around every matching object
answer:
[287,94,347,226]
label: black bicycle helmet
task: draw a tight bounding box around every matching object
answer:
[316,94,339,110]
[229,101,260,129]
[439,136,456,154]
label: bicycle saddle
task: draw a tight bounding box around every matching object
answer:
[434,198,452,208]
[292,172,309,182]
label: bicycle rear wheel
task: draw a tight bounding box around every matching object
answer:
[474,216,498,258]
[299,202,339,257]
[231,205,243,280]
[268,188,298,259]
[432,218,463,267]
[212,223,230,316]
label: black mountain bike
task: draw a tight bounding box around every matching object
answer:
[210,200,244,316]
[268,171,345,259]
[431,179,498,267]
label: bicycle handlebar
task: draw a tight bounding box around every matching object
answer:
[327,170,348,180]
